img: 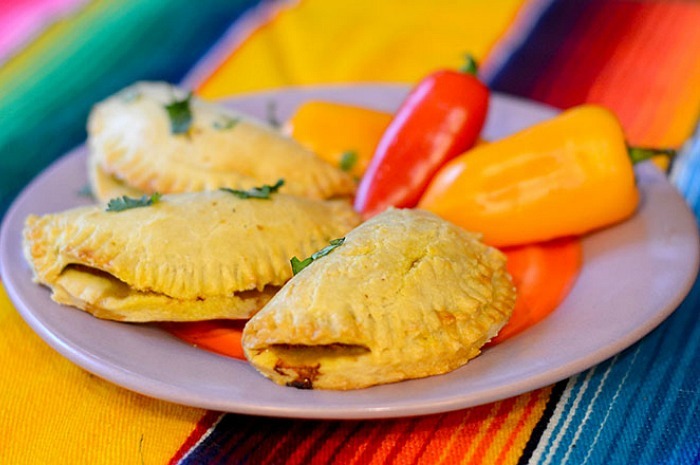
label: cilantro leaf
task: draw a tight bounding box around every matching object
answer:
[77,184,94,198]
[106,193,162,212]
[290,238,345,275]
[290,256,313,275]
[220,179,285,200]
[213,116,240,130]
[121,89,141,103]
[339,150,358,172]
[165,92,193,135]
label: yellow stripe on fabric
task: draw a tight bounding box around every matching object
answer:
[0,282,207,464]
[198,0,527,98]
[484,390,551,464]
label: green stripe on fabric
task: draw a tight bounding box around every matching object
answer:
[0,0,260,220]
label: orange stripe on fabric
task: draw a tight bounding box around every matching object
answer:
[493,388,552,464]
[385,415,446,463]
[464,398,521,464]
[413,407,482,463]
[380,417,426,463]
[440,401,512,464]
[338,420,389,464]
[360,419,423,465]
[476,390,549,465]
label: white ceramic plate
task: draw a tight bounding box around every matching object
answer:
[2,85,698,419]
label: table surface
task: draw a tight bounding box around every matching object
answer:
[1,1,699,464]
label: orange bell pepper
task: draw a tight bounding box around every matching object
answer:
[490,237,582,345]
[418,104,672,247]
[284,100,393,178]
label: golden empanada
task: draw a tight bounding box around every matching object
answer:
[243,208,516,390]
[87,149,143,202]
[87,81,355,202]
[23,191,360,322]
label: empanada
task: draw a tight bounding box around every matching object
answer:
[243,208,516,390]
[87,81,355,202]
[23,191,360,322]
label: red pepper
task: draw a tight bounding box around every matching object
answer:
[354,57,489,218]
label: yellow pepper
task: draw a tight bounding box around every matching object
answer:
[284,101,393,178]
[418,105,667,247]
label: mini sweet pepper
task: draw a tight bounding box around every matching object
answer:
[418,104,668,247]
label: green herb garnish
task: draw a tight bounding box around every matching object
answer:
[291,238,345,275]
[106,193,162,212]
[165,92,193,135]
[121,89,141,103]
[213,116,240,130]
[339,150,358,172]
[77,184,94,198]
[220,179,285,200]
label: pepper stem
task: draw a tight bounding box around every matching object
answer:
[627,146,676,165]
[460,54,479,75]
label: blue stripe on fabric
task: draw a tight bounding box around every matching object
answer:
[532,281,700,465]
[633,301,699,464]
[598,326,669,461]
[674,128,700,221]
[527,130,700,465]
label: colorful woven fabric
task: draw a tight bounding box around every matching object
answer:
[1,0,699,463]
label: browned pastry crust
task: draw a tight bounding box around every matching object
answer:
[243,208,516,390]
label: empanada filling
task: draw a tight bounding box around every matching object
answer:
[269,343,371,359]
[58,264,274,302]
[268,344,371,389]
[61,264,134,297]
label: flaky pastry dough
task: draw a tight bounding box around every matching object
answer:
[23,191,360,322]
[87,81,355,202]
[243,208,516,390]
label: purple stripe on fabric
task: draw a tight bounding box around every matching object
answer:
[485,0,594,94]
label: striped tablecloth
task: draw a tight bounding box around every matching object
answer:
[1,1,699,463]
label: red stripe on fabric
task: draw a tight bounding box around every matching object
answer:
[330,420,387,464]
[379,417,422,463]
[352,421,400,465]
[363,418,422,464]
[411,407,481,463]
[294,421,344,465]
[463,398,519,464]
[584,0,700,146]
[308,422,366,465]
[405,414,450,464]
[242,420,308,464]
[168,411,223,464]
[212,417,284,463]
[277,421,337,465]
